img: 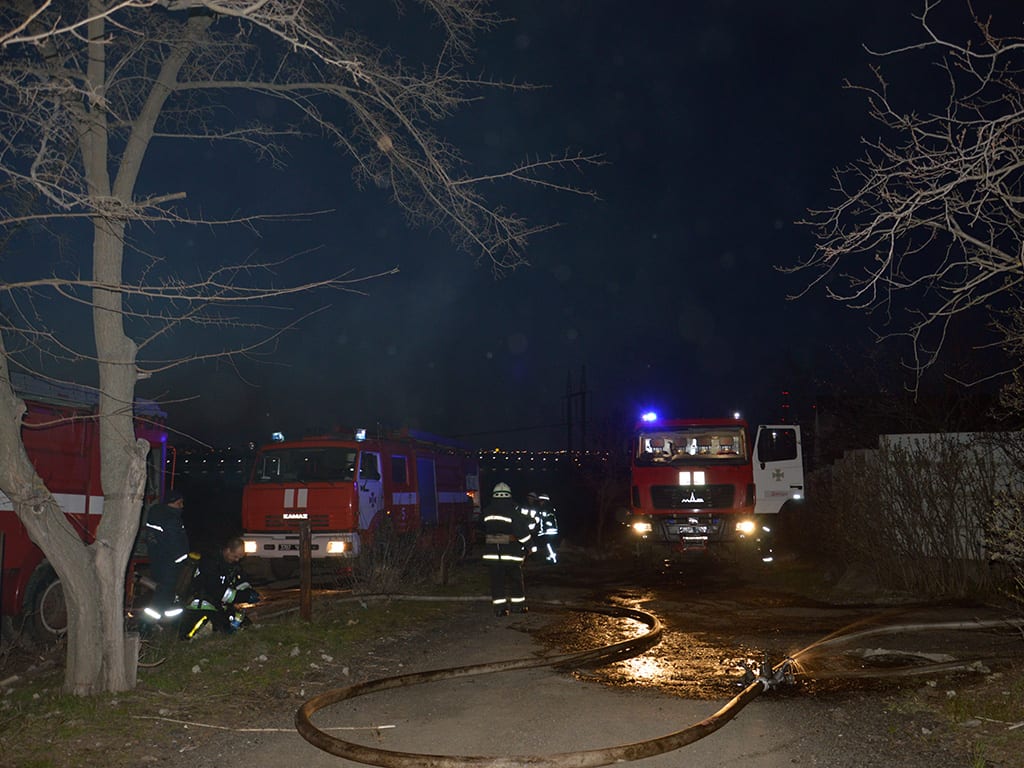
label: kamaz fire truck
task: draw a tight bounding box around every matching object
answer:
[0,374,169,643]
[240,428,480,580]
[621,412,804,567]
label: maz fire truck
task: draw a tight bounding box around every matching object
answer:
[240,428,480,580]
[621,412,804,566]
[0,374,169,642]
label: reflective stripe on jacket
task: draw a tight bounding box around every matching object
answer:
[481,497,532,563]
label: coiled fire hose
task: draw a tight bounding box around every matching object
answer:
[295,602,794,768]
[296,603,1023,768]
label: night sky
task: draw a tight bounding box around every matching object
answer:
[130,1,960,450]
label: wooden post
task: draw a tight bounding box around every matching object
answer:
[299,521,312,621]
[124,631,139,688]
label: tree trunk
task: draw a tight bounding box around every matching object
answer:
[4,5,208,695]
[72,216,150,695]
[0,341,139,693]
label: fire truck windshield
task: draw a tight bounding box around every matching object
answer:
[253,446,358,483]
[635,426,748,466]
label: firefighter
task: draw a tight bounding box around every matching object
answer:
[179,536,260,639]
[141,489,190,625]
[481,482,532,616]
[522,490,541,560]
[534,493,560,564]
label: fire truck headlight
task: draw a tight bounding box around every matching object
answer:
[632,520,653,535]
[326,540,348,554]
[735,519,757,536]
[243,539,258,554]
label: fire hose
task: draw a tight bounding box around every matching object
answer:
[295,601,793,768]
[295,602,1024,768]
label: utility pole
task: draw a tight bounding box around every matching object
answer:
[565,366,587,452]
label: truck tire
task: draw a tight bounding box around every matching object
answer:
[25,563,67,644]
[453,527,470,561]
[270,557,299,581]
[632,541,657,581]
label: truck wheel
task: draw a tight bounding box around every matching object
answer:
[270,558,298,581]
[632,542,656,581]
[453,527,470,561]
[26,563,67,643]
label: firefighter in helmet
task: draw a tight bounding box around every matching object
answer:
[179,536,260,639]
[481,481,532,616]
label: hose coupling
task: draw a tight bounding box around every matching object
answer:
[738,653,795,691]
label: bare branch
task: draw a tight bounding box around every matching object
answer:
[791,0,1024,390]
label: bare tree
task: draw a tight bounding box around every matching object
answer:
[790,0,1024,387]
[0,0,597,695]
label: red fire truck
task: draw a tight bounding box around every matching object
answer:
[240,428,480,580]
[621,412,804,566]
[0,374,169,642]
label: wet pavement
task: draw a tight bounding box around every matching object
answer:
[524,553,1024,700]
[153,549,1024,768]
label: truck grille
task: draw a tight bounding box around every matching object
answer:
[656,514,724,538]
[263,513,330,529]
[650,484,735,510]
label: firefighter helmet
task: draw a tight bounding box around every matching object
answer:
[527,491,539,500]
[493,482,512,498]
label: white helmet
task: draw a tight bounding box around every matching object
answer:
[493,482,512,498]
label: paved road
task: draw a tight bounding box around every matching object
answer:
[159,554,1022,768]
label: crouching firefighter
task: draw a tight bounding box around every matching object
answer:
[481,482,533,616]
[179,536,260,639]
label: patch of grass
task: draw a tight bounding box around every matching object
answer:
[0,584,488,768]
[898,661,1024,768]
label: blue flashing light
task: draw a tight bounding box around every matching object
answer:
[271,431,285,443]
[355,428,367,442]
[640,411,658,423]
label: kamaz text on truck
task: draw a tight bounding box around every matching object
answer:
[621,412,804,567]
[240,428,480,581]
[0,374,169,643]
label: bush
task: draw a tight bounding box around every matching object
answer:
[985,490,1024,606]
[341,520,464,594]
[806,434,1013,599]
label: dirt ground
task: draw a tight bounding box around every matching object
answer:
[154,562,1024,767]
[3,555,1023,768]
[146,599,1021,768]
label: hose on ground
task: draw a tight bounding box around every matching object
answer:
[295,603,1023,768]
[296,601,788,768]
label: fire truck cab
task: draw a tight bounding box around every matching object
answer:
[0,374,169,643]
[622,413,804,566]
[240,428,480,581]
